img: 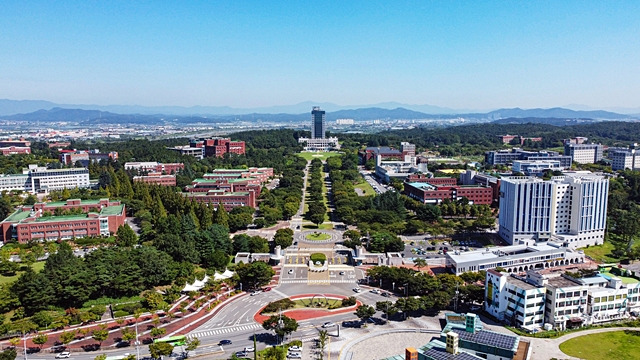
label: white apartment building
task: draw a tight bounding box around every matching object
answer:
[336,118,354,125]
[0,165,90,194]
[498,172,609,248]
[486,268,640,331]
[564,143,603,164]
[609,145,640,171]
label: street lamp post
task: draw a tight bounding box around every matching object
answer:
[404,283,409,320]
[392,282,395,292]
[135,317,140,360]
[22,331,27,360]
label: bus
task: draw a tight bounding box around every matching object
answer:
[154,335,187,346]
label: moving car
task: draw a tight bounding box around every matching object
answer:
[55,352,71,359]
[250,291,260,296]
[234,351,248,358]
[353,287,361,293]
[244,346,255,352]
[370,289,381,294]
[322,322,336,328]
[262,287,272,292]
[219,339,232,345]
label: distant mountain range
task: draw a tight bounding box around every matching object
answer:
[0,99,463,116]
[0,99,637,126]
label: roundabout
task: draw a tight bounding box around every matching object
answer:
[297,229,340,244]
[306,232,332,241]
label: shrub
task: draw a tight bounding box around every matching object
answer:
[310,253,327,264]
[113,310,129,318]
[261,299,295,314]
[341,296,357,307]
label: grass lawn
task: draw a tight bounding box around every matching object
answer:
[297,152,343,161]
[559,330,640,360]
[293,298,342,309]
[302,223,333,230]
[305,233,332,241]
[354,178,375,196]
[0,261,45,285]
[581,242,623,263]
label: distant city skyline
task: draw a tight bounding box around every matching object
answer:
[1,1,639,110]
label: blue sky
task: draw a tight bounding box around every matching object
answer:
[1,1,639,110]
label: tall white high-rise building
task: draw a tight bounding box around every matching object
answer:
[498,172,609,248]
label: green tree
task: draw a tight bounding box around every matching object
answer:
[94,355,107,360]
[213,203,229,228]
[60,330,76,347]
[150,327,166,339]
[355,305,376,323]
[120,327,136,343]
[149,342,174,360]
[32,333,48,349]
[273,228,294,249]
[0,348,17,360]
[317,329,328,360]
[92,325,109,347]
[184,337,200,357]
[375,301,398,322]
[116,224,138,247]
[235,261,275,290]
[262,314,298,343]
[413,258,427,270]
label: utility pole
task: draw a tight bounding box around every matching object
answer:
[404,283,409,320]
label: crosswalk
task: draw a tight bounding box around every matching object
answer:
[279,279,356,284]
[189,323,262,338]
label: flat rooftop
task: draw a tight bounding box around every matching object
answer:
[446,243,565,264]
[506,275,538,290]
[547,276,581,288]
[407,182,436,190]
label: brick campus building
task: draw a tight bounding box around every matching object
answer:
[183,168,273,210]
[403,175,493,205]
[0,199,126,243]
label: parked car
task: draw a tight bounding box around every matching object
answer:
[262,287,272,292]
[287,353,302,359]
[370,289,381,294]
[288,269,294,274]
[381,292,390,297]
[288,346,302,352]
[234,351,248,358]
[339,271,345,275]
[250,291,260,296]
[244,346,255,352]
[55,352,71,359]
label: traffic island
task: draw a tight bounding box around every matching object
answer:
[254,294,361,323]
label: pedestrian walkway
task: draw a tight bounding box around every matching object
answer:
[188,323,262,338]
[280,279,355,284]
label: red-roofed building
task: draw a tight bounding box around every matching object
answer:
[1,146,31,156]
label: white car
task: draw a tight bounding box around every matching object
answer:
[370,289,381,294]
[244,347,255,352]
[288,269,294,274]
[353,287,361,293]
[288,346,302,352]
[250,291,260,296]
[322,322,336,328]
[287,352,302,359]
[55,352,71,359]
